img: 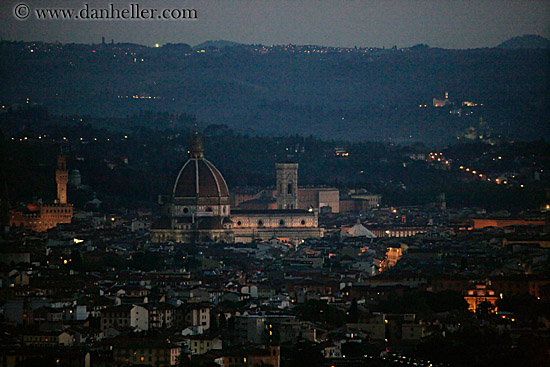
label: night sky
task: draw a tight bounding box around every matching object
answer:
[1,0,549,48]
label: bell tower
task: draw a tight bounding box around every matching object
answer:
[56,155,68,204]
[276,162,298,209]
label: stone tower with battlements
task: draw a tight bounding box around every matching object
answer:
[56,155,68,204]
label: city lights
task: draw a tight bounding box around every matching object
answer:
[3,12,548,366]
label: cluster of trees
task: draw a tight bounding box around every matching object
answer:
[374,290,469,319]
[3,108,549,213]
[295,299,348,327]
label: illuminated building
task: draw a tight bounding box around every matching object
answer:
[378,246,403,272]
[9,155,73,232]
[371,228,427,238]
[464,284,498,313]
[433,91,451,107]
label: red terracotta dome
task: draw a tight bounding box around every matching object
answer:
[173,158,229,198]
[172,132,229,199]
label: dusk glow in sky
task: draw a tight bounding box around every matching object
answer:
[1,0,549,48]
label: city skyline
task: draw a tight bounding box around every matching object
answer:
[0,0,549,49]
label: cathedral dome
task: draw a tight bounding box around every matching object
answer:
[172,132,229,199]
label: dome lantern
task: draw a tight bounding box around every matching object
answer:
[189,131,204,158]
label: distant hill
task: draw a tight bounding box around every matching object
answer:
[497,35,550,49]
[193,40,245,49]
[1,40,549,143]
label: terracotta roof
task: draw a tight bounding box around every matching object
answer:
[173,158,229,198]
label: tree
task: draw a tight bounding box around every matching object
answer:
[218,312,228,329]
[210,312,219,332]
[460,257,468,271]
[426,291,469,313]
[496,294,544,321]
[476,301,496,318]
[285,340,323,367]
[341,341,367,358]
[347,298,359,323]
[227,316,235,330]
[69,249,83,271]
[295,300,346,327]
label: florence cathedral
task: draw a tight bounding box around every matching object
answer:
[151,133,324,244]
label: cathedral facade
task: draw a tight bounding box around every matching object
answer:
[151,133,323,244]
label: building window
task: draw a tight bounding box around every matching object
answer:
[237,221,242,226]
[288,183,293,194]
[279,219,285,226]
[183,207,189,213]
[258,220,263,226]
[301,220,306,225]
